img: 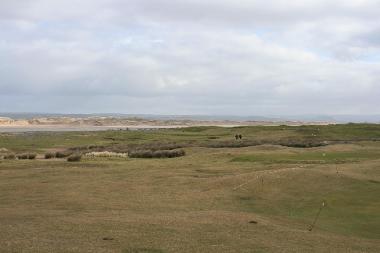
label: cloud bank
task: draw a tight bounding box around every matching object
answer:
[1,0,379,115]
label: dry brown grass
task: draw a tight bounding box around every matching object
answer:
[0,126,380,252]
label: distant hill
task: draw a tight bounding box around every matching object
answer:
[0,112,379,124]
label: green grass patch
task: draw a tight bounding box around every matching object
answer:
[235,171,380,239]
[231,151,380,164]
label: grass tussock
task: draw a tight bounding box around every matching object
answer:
[128,149,185,158]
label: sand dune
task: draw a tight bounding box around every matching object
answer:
[0,116,333,131]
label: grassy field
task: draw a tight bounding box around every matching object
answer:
[0,124,380,252]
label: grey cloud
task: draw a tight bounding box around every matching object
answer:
[0,0,379,115]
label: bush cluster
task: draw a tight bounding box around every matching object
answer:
[55,151,73,158]
[45,152,56,159]
[128,149,186,158]
[133,142,189,152]
[28,153,37,159]
[277,140,328,148]
[16,153,37,160]
[203,139,329,149]
[68,142,191,156]
[69,145,106,153]
[3,153,16,160]
[203,140,262,148]
[67,154,82,162]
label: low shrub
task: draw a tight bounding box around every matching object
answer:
[133,142,189,152]
[4,153,16,160]
[128,150,153,158]
[128,149,186,158]
[68,145,106,154]
[17,154,29,159]
[45,152,55,159]
[88,145,105,150]
[56,151,73,158]
[16,153,36,160]
[277,140,328,148]
[16,153,37,160]
[108,146,129,153]
[67,154,82,162]
[203,140,262,148]
[28,153,37,159]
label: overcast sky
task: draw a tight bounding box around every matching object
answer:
[0,0,379,115]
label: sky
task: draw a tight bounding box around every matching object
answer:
[0,0,380,116]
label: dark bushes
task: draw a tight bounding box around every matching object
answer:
[128,149,186,158]
[277,140,328,148]
[133,142,189,152]
[68,142,191,155]
[203,140,262,148]
[128,150,153,158]
[67,154,82,162]
[28,153,37,159]
[55,151,73,158]
[88,145,105,150]
[69,145,106,153]
[202,139,329,149]
[16,153,37,160]
[3,153,16,160]
[16,154,28,159]
[45,152,55,159]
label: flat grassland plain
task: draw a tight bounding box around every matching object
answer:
[0,124,380,252]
